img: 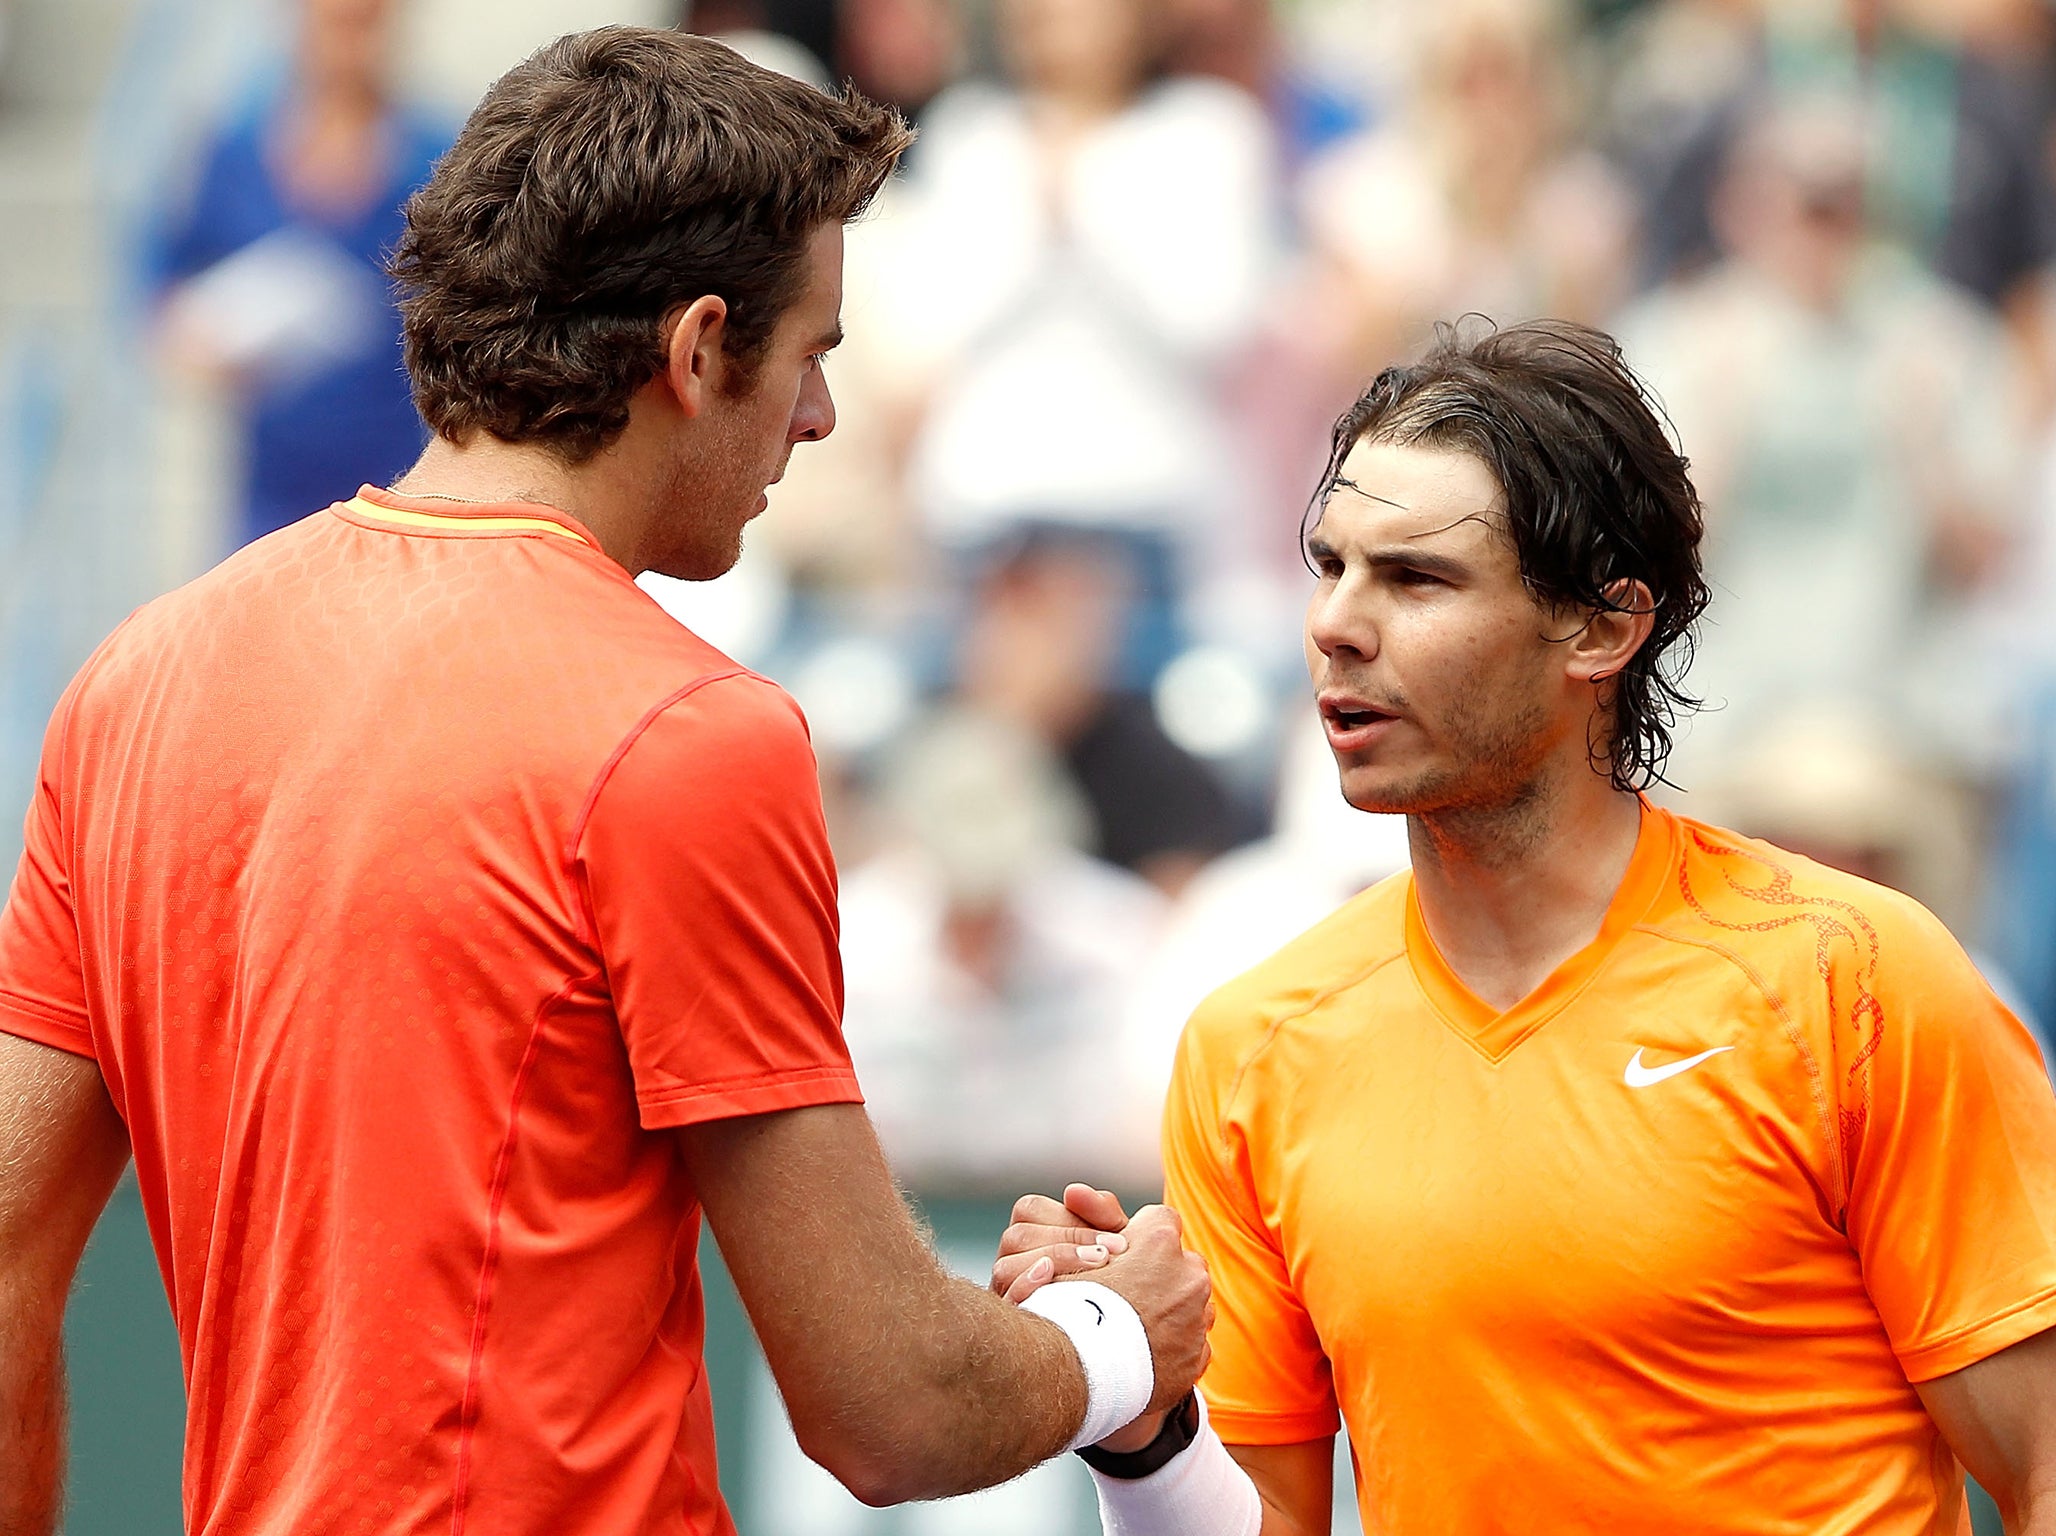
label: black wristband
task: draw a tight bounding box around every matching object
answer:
[1074,1389,1201,1480]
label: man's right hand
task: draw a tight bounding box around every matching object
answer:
[994,1187,1214,1421]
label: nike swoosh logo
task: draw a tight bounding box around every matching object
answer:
[1623,1046,1734,1088]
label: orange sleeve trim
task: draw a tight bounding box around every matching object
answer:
[0,992,94,1059]
[1896,1283,2056,1382]
[1205,1401,1343,1447]
[637,1065,864,1130]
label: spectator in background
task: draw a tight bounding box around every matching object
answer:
[872,0,1281,655]
[1296,0,1637,373]
[1973,428,2056,1044]
[1601,0,1766,285]
[683,0,837,86]
[1160,0,1370,171]
[837,0,966,125]
[149,0,449,550]
[838,707,1168,1189]
[1619,96,2027,838]
[954,530,1247,896]
[1606,0,2056,403]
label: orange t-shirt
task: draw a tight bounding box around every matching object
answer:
[1165,802,2056,1534]
[0,489,862,1536]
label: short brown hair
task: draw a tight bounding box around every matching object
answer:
[1310,319,1711,791]
[391,27,911,461]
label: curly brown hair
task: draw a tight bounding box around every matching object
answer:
[390,28,912,462]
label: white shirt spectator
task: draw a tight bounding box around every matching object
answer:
[876,76,1280,552]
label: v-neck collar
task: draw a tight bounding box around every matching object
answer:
[1403,801,1678,1062]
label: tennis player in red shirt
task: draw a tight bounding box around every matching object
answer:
[0,29,1207,1536]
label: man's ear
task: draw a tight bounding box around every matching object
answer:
[1567,578,1656,687]
[661,296,729,419]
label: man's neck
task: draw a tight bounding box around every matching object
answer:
[1405,769,1645,1013]
[391,436,650,572]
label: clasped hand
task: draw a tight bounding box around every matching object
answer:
[991,1183,1215,1453]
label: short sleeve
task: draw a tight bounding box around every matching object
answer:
[577,674,860,1131]
[1162,1005,1340,1445]
[0,687,94,1058]
[1843,901,2056,1381]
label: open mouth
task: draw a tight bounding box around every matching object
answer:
[1323,699,1395,728]
[1328,706,1388,730]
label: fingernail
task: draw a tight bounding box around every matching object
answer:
[1100,1232,1128,1254]
[1078,1245,1109,1265]
[1030,1257,1053,1281]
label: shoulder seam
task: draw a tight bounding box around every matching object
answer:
[560,668,756,947]
[1214,946,1408,1203]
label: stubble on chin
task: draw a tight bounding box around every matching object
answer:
[649,457,751,582]
[1337,688,1561,848]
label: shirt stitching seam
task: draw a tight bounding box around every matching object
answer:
[1214,946,1407,1269]
[1217,946,1408,1153]
[1895,1281,2056,1375]
[448,972,597,1536]
[448,673,764,1532]
[637,1063,861,1105]
[0,987,90,1032]
[563,670,760,904]
[1629,921,1846,1222]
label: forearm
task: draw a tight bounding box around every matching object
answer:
[2009,1478,2056,1536]
[824,1267,1090,1503]
[0,1280,67,1536]
[683,1106,1098,1504]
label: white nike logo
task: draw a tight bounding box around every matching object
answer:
[1623,1046,1733,1088]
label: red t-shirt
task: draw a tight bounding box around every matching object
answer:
[0,489,862,1535]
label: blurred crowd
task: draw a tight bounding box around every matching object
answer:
[138,0,2056,1190]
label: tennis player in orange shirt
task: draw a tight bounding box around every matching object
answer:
[997,320,2056,1535]
[0,30,1211,1536]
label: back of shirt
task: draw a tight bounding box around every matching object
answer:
[0,490,861,1535]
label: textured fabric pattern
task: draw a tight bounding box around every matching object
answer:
[0,487,860,1536]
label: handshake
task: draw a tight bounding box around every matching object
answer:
[987,1183,1215,1455]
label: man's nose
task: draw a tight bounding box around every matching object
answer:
[791,369,836,445]
[1307,583,1373,660]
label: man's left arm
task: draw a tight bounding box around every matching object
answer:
[0,1032,130,1536]
[1919,1328,2056,1535]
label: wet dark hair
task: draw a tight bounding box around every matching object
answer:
[1308,318,1711,792]
[390,27,912,462]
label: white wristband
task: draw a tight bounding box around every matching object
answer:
[1019,1280,1155,1452]
[1088,1392,1263,1536]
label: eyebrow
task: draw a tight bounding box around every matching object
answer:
[814,322,845,353]
[1304,534,1474,580]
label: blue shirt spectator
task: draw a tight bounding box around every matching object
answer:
[150,99,448,549]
